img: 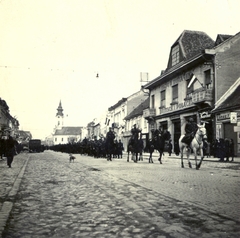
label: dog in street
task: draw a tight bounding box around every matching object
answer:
[69,154,76,162]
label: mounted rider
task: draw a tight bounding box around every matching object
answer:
[181,117,198,146]
[106,127,115,143]
[130,124,141,142]
[153,125,163,139]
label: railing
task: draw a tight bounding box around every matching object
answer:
[143,108,156,118]
[192,89,213,103]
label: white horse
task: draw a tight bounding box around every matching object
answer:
[179,124,207,170]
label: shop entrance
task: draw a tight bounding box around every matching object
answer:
[224,122,237,156]
[173,119,181,155]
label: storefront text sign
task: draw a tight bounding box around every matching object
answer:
[217,111,240,121]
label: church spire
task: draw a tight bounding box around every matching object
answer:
[55,100,64,130]
[56,100,64,117]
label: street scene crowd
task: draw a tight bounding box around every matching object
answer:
[0,118,236,169]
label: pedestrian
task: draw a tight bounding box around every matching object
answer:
[218,138,225,162]
[174,141,180,156]
[212,139,219,158]
[0,130,6,159]
[3,128,18,168]
[105,127,115,161]
[224,138,230,162]
[205,141,211,158]
[168,139,172,156]
[229,138,235,162]
[117,139,124,158]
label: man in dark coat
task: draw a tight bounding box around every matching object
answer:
[131,124,141,141]
[3,128,18,168]
[181,117,198,146]
[106,127,115,160]
[117,139,124,158]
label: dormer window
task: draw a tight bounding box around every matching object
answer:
[171,44,180,66]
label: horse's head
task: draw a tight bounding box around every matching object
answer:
[197,123,207,140]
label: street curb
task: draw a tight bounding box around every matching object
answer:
[0,155,29,236]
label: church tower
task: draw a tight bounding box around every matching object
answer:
[56,100,64,130]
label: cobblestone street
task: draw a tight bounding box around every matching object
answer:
[1,151,240,237]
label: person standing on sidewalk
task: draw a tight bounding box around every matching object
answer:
[3,128,17,168]
[229,138,235,162]
[168,140,172,156]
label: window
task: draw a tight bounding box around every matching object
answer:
[171,44,180,66]
[160,90,166,107]
[62,138,63,142]
[204,69,211,89]
[151,95,155,108]
[186,79,193,97]
[172,85,178,103]
[55,138,57,142]
[144,119,147,128]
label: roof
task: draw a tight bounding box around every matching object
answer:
[215,34,233,46]
[124,97,149,120]
[108,98,127,111]
[169,30,214,65]
[212,78,240,113]
[54,127,82,136]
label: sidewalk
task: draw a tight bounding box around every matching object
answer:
[0,153,29,235]
[123,150,240,163]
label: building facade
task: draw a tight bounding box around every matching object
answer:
[212,78,240,156]
[143,30,240,154]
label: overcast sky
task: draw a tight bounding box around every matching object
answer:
[0,0,239,139]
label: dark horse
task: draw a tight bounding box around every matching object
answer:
[146,130,171,164]
[127,134,143,163]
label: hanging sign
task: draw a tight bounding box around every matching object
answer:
[230,112,237,123]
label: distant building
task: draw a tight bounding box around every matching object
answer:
[52,101,83,145]
[0,97,19,135]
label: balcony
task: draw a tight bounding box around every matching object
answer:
[192,88,213,105]
[143,108,156,119]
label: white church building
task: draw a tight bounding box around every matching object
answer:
[52,101,83,145]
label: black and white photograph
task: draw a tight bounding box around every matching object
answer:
[0,0,240,237]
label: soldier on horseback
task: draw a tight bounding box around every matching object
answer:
[130,124,141,141]
[181,117,198,147]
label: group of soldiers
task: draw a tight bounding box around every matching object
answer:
[78,131,124,159]
[78,125,143,159]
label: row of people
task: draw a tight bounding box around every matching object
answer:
[212,138,235,162]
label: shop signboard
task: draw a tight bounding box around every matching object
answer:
[230,112,237,123]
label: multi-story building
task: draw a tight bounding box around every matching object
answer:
[0,98,19,135]
[107,97,127,142]
[106,90,149,149]
[124,97,149,148]
[143,30,240,153]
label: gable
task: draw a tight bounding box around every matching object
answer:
[167,30,214,69]
[215,34,233,46]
